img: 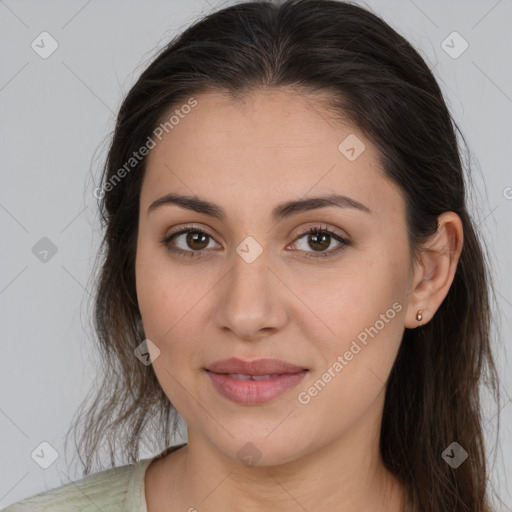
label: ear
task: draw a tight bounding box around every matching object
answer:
[404,212,464,329]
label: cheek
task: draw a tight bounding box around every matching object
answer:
[135,250,202,411]
[297,307,404,437]
[289,253,398,343]
[297,254,406,409]
[135,239,202,340]
[135,245,213,407]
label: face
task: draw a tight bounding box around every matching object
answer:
[135,88,415,466]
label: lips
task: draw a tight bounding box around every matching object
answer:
[206,357,307,376]
[205,358,309,404]
[206,370,308,405]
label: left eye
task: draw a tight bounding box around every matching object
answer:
[293,227,347,255]
[289,226,351,258]
[160,225,351,259]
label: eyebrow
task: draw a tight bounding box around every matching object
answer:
[147,192,371,222]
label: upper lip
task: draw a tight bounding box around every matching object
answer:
[206,357,307,376]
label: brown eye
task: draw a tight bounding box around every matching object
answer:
[160,226,220,259]
[292,226,351,259]
[184,231,210,250]
[305,231,331,251]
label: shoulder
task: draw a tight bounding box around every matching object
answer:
[1,458,152,512]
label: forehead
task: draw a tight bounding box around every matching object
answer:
[141,88,405,220]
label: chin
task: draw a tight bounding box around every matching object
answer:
[206,430,315,468]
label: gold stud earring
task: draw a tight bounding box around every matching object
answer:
[416,310,424,322]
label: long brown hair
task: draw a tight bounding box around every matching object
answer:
[65,1,502,510]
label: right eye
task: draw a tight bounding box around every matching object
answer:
[160,225,221,258]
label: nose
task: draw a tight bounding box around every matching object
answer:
[214,244,289,341]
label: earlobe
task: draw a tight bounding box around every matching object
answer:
[404,212,464,329]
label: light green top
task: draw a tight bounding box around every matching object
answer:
[1,444,187,512]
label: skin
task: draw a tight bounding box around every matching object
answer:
[135,88,463,512]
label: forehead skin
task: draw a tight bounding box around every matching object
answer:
[141,88,407,239]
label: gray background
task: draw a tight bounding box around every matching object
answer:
[1,0,511,509]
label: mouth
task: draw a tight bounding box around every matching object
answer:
[210,373,297,380]
[205,357,308,376]
[205,367,309,405]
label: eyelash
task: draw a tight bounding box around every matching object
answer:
[160,224,351,260]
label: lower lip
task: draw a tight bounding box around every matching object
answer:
[206,370,308,405]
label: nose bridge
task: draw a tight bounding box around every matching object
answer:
[214,235,287,337]
[228,236,274,305]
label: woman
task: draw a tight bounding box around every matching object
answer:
[3,0,502,511]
